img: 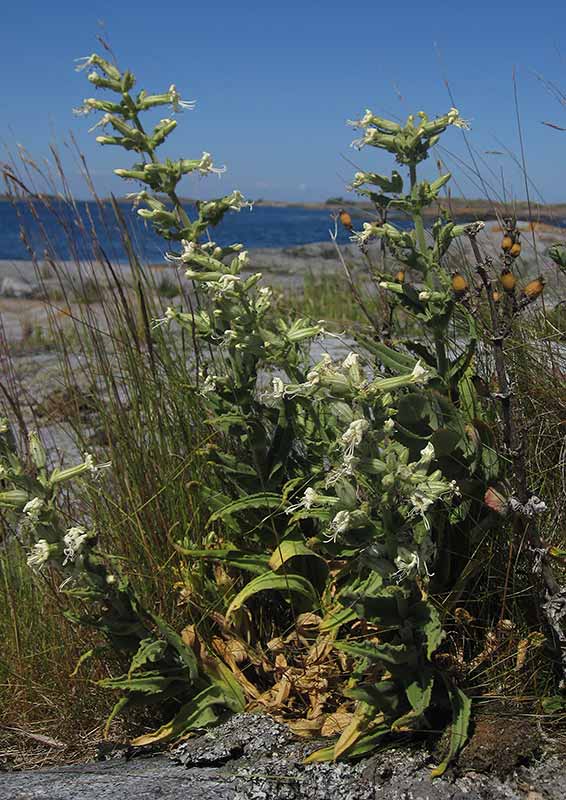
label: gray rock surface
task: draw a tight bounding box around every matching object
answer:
[0,275,40,299]
[1,715,565,800]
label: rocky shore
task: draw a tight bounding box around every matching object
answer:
[1,221,565,345]
[1,714,565,800]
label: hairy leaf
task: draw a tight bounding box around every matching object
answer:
[226,572,318,618]
[207,492,282,524]
[431,686,471,777]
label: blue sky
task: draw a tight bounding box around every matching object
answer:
[3,0,566,202]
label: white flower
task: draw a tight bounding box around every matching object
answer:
[448,107,471,130]
[419,443,435,464]
[303,488,318,509]
[342,352,360,370]
[183,240,197,255]
[411,360,431,384]
[88,113,112,133]
[73,103,93,117]
[350,171,367,189]
[216,274,241,292]
[152,306,178,329]
[201,375,217,395]
[419,290,431,301]
[198,152,226,177]
[341,419,369,458]
[82,452,111,476]
[325,510,351,543]
[227,191,253,212]
[271,377,285,400]
[238,250,249,267]
[286,487,318,515]
[384,418,395,433]
[63,526,89,565]
[347,109,374,129]
[23,497,43,521]
[27,539,51,571]
[74,55,95,72]
[350,222,375,245]
[325,453,359,487]
[0,418,8,433]
[305,371,322,387]
[168,84,196,112]
[393,547,419,582]
[410,491,435,516]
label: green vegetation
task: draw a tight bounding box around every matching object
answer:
[1,52,565,770]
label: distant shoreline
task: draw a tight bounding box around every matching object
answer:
[2,195,566,221]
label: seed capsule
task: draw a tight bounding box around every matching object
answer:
[522,275,545,301]
[509,241,522,258]
[451,272,468,296]
[501,235,513,253]
[338,209,353,231]
[394,269,406,283]
[500,269,517,292]
[492,291,502,303]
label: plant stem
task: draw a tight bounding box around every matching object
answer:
[409,164,427,262]
[467,229,565,677]
[409,162,447,377]
[168,190,192,229]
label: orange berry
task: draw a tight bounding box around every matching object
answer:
[523,275,545,301]
[500,269,517,292]
[492,291,502,303]
[394,269,406,283]
[509,241,522,258]
[501,235,513,252]
[338,209,352,230]
[451,272,468,296]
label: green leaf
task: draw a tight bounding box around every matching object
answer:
[207,492,282,524]
[174,545,270,575]
[268,539,322,571]
[414,602,445,660]
[320,605,358,631]
[431,685,471,777]
[304,723,390,763]
[431,428,461,458]
[547,243,566,272]
[341,582,409,627]
[335,640,414,668]
[346,680,404,719]
[360,341,417,374]
[226,572,318,618]
[127,637,167,678]
[131,684,229,746]
[396,394,430,426]
[69,648,95,678]
[447,311,477,385]
[392,670,434,730]
[104,696,130,737]
[405,340,437,367]
[98,670,176,695]
[541,695,566,713]
[148,613,199,681]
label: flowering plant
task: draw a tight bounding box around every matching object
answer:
[4,51,561,771]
